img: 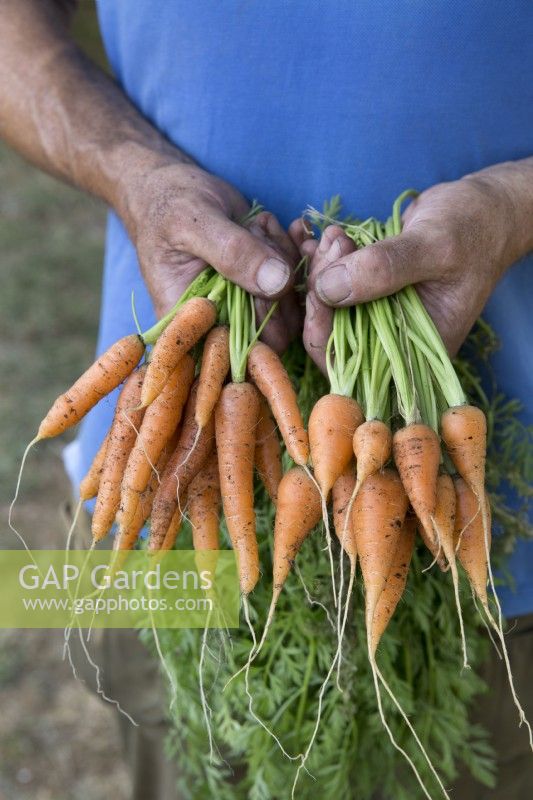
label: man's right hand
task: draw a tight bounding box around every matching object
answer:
[119,158,301,351]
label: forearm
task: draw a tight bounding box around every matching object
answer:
[0,0,190,221]
[464,157,533,265]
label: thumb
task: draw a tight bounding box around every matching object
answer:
[314,229,434,306]
[189,209,294,299]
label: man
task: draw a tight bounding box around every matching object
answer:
[1,1,532,797]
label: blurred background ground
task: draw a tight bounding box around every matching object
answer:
[0,3,130,798]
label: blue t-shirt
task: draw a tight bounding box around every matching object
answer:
[65,0,533,616]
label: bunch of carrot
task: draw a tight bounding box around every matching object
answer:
[14,192,531,799]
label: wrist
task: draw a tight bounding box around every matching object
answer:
[463,159,533,269]
[106,140,195,238]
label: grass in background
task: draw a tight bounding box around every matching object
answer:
[0,143,105,503]
[0,0,107,505]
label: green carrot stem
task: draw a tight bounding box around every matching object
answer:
[367,335,390,422]
[368,298,418,425]
[327,307,360,397]
[399,289,466,407]
[228,280,278,383]
[391,189,419,236]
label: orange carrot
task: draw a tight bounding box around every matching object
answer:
[332,465,357,564]
[354,468,409,633]
[114,429,180,552]
[79,432,110,502]
[441,405,486,500]
[358,472,447,800]
[254,397,282,504]
[454,476,490,609]
[215,382,260,595]
[454,478,533,747]
[247,341,309,466]
[271,467,322,599]
[309,394,364,496]
[38,334,144,439]
[353,419,392,488]
[160,507,183,551]
[433,473,469,667]
[332,464,359,689]
[149,381,215,550]
[370,514,416,657]
[119,354,194,530]
[141,297,216,407]
[91,368,146,542]
[195,326,230,429]
[188,453,221,551]
[433,473,457,562]
[392,423,440,551]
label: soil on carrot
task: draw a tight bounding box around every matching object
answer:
[0,139,129,799]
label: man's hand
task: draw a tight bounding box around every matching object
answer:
[301,160,533,365]
[120,159,301,351]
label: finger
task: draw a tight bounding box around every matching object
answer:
[254,297,290,353]
[280,289,304,342]
[303,290,332,374]
[185,208,294,299]
[249,211,300,263]
[313,228,434,306]
[304,230,355,373]
[300,238,319,259]
[254,289,303,353]
[288,217,314,253]
[309,226,355,279]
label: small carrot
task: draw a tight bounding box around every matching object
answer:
[114,429,180,552]
[119,354,195,531]
[441,405,486,500]
[160,507,183,551]
[188,453,221,551]
[392,423,441,552]
[149,380,215,550]
[454,476,490,609]
[354,468,409,634]
[309,392,363,607]
[332,465,357,565]
[248,466,322,658]
[332,464,358,686]
[215,382,260,595]
[354,469,446,799]
[271,467,322,599]
[309,393,364,497]
[91,367,146,542]
[370,514,416,657]
[441,406,532,731]
[79,432,110,502]
[432,473,468,667]
[38,334,144,439]
[254,397,282,504]
[247,341,309,466]
[352,419,392,489]
[454,476,533,747]
[141,297,216,407]
[195,326,230,429]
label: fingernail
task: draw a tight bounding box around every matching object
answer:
[315,264,351,303]
[328,238,343,261]
[256,257,290,296]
